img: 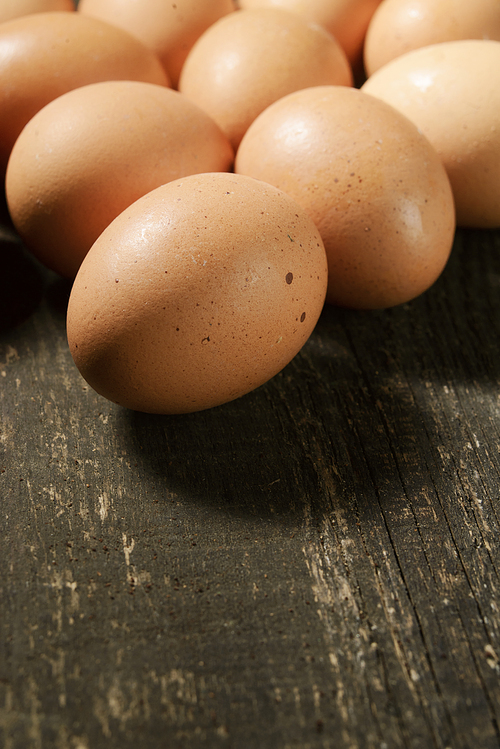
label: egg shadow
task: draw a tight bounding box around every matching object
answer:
[118,364,331,526]
[116,227,500,528]
[0,232,45,333]
[45,273,73,321]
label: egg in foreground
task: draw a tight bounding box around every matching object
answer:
[66,173,328,414]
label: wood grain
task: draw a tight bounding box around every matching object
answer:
[1,218,500,748]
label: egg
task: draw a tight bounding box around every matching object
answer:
[362,40,500,228]
[0,0,74,23]
[237,0,383,65]
[235,85,456,309]
[0,11,169,173]
[66,172,328,414]
[179,8,352,150]
[78,0,235,89]
[6,81,234,279]
[364,0,500,76]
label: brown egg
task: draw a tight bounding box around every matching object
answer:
[362,40,500,227]
[237,0,383,64]
[364,0,500,76]
[6,81,234,279]
[0,0,74,23]
[235,86,455,309]
[66,172,328,414]
[78,0,235,89]
[0,11,169,173]
[179,8,352,150]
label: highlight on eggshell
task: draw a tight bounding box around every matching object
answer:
[362,39,500,228]
[77,0,235,89]
[0,11,169,174]
[235,85,456,309]
[178,7,352,151]
[5,80,234,280]
[3,0,494,417]
[364,0,500,77]
[66,172,329,415]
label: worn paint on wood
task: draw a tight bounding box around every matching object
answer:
[1,206,500,748]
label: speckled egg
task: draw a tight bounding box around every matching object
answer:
[362,40,500,227]
[364,0,500,76]
[235,85,456,309]
[78,0,235,88]
[179,8,352,150]
[0,11,168,173]
[66,172,328,414]
[6,81,234,280]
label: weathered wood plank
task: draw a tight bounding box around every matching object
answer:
[2,222,500,748]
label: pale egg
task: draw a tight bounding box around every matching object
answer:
[362,40,500,227]
[364,0,500,76]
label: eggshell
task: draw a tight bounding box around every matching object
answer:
[362,40,500,228]
[78,0,235,89]
[6,81,234,280]
[0,0,74,23]
[66,172,328,414]
[237,0,382,64]
[364,0,500,76]
[179,8,352,150]
[235,85,455,309]
[0,11,169,173]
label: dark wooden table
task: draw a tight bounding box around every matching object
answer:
[1,192,500,748]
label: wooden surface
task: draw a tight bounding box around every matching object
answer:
[1,198,500,749]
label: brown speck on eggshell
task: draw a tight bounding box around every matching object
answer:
[66,172,328,414]
[235,85,456,309]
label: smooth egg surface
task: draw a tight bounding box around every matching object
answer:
[362,40,500,227]
[237,0,383,64]
[364,0,500,76]
[0,11,168,173]
[0,0,74,23]
[6,81,234,280]
[179,8,352,150]
[66,173,328,414]
[78,0,235,88]
[236,85,456,309]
